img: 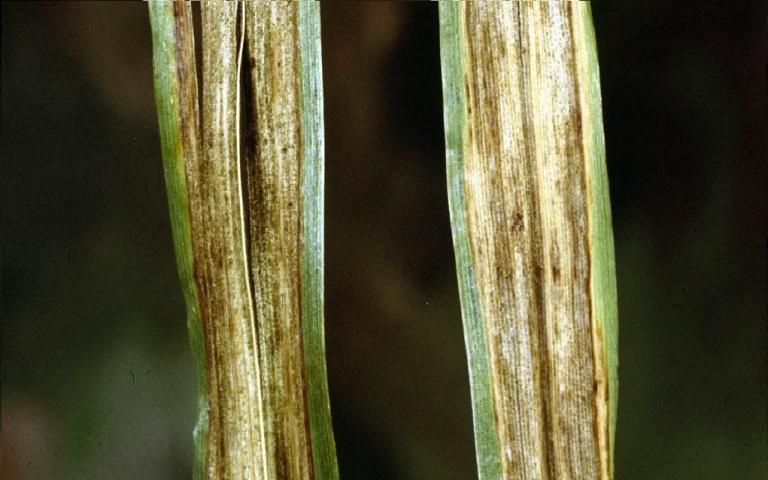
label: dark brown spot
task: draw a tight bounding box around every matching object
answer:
[511,212,524,233]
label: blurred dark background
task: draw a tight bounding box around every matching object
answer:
[1,2,765,479]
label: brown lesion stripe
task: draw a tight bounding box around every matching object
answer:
[568,1,613,475]
[242,2,314,478]
[510,5,555,478]
[193,2,265,477]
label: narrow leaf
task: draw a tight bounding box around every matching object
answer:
[440,2,619,479]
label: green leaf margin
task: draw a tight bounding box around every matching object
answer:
[148,3,208,479]
[298,2,340,479]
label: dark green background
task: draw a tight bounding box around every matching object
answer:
[2,2,765,479]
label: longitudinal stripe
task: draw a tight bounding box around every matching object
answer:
[197,2,267,477]
[573,7,619,476]
[242,2,311,478]
[242,2,339,478]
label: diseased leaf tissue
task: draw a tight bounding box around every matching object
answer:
[149,2,338,479]
[440,2,618,479]
[152,1,617,480]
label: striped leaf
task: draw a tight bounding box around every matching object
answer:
[439,2,619,478]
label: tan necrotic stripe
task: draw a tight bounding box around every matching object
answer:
[571,4,614,477]
[195,2,318,478]
[243,2,314,479]
[459,2,609,479]
[196,2,267,478]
